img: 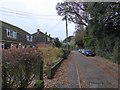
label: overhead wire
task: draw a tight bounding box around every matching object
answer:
[0,7,65,35]
[0,7,59,16]
[0,12,60,20]
[0,7,64,28]
[0,7,60,19]
[49,20,64,30]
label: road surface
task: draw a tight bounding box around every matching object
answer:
[44,50,119,88]
[67,51,118,88]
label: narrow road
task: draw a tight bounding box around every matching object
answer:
[67,51,118,88]
[44,50,118,88]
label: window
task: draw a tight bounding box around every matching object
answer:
[6,29,10,36]
[26,35,29,41]
[1,43,5,49]
[11,43,14,48]
[30,36,33,42]
[6,28,17,39]
[26,35,32,42]
[13,32,17,39]
[47,37,50,42]
[0,30,2,39]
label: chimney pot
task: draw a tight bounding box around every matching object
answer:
[37,29,40,32]
[45,32,47,35]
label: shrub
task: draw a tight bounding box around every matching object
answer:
[112,39,120,64]
[38,47,63,72]
[2,48,43,88]
[62,49,70,59]
[34,80,44,88]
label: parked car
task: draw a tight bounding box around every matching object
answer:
[84,50,95,56]
[81,49,85,54]
[78,49,81,52]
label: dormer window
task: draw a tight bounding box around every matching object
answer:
[6,28,17,39]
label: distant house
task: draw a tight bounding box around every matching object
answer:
[0,21,33,49]
[0,21,54,49]
[32,29,54,48]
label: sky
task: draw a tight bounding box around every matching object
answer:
[0,0,75,40]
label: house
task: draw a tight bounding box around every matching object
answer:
[63,36,75,49]
[0,21,54,49]
[32,29,54,48]
[0,21,34,49]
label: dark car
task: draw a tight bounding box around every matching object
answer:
[84,50,95,56]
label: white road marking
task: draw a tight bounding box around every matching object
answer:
[75,62,81,88]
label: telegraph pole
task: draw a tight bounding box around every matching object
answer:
[65,15,68,50]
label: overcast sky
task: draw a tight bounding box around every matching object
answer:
[0,0,75,40]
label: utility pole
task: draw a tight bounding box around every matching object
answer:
[65,15,68,50]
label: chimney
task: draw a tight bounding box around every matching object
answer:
[49,34,50,37]
[45,32,47,35]
[37,29,40,32]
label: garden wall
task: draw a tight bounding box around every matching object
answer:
[47,58,64,79]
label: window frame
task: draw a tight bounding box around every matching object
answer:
[26,35,33,42]
[1,43,5,49]
[6,28,17,39]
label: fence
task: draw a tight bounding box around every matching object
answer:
[47,58,64,79]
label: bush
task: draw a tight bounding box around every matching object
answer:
[34,80,44,88]
[118,53,120,64]
[62,49,70,59]
[38,47,63,73]
[2,48,43,88]
[112,39,120,64]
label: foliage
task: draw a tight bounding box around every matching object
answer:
[74,29,86,48]
[112,39,120,64]
[34,80,44,88]
[38,47,63,71]
[85,2,120,63]
[85,2,120,38]
[62,49,70,59]
[54,37,62,48]
[2,48,43,88]
[56,2,120,63]
[56,2,88,26]
[84,36,95,50]
[63,36,73,43]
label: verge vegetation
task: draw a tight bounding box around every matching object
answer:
[38,47,64,73]
[2,48,43,88]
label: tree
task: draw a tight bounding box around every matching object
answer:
[85,2,120,38]
[54,38,62,48]
[74,26,86,48]
[56,2,120,63]
[56,2,89,26]
[63,36,73,43]
[84,2,120,60]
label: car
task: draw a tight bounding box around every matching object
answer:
[78,49,81,52]
[81,49,85,54]
[84,50,95,56]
